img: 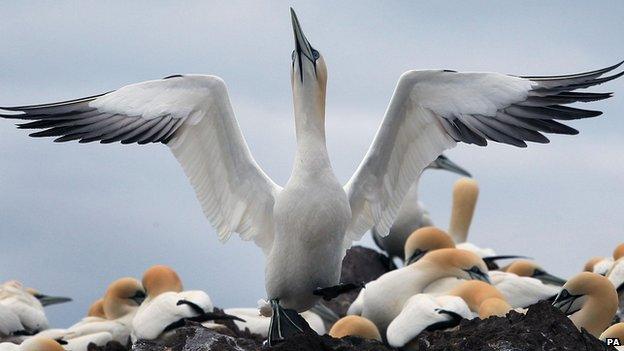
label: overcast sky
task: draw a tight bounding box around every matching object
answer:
[1,1,623,327]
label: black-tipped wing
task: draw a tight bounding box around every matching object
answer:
[345,62,622,244]
[1,75,281,253]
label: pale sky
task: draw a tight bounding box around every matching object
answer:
[0,1,623,327]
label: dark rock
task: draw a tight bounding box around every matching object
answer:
[87,341,129,351]
[410,301,615,351]
[320,246,391,317]
[267,332,394,351]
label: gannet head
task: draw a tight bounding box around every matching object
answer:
[87,298,106,318]
[600,322,624,344]
[404,227,455,265]
[17,337,65,351]
[614,244,624,260]
[552,272,618,337]
[142,264,183,299]
[450,280,509,318]
[290,8,327,112]
[103,277,146,319]
[505,260,566,286]
[583,257,603,272]
[426,154,472,177]
[329,315,382,341]
[422,248,490,283]
[25,287,72,307]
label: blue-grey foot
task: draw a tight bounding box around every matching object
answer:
[268,299,314,346]
[313,282,365,301]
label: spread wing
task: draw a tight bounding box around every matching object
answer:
[1,75,281,253]
[345,62,623,244]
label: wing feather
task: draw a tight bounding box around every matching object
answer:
[1,75,280,252]
[345,63,622,244]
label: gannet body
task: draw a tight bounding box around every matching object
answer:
[0,282,49,333]
[358,249,489,333]
[552,272,618,337]
[37,278,144,351]
[387,280,510,347]
[488,271,560,308]
[1,7,622,344]
[386,294,472,347]
[0,305,23,337]
[371,156,470,262]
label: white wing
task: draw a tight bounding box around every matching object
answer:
[490,271,560,308]
[1,75,281,252]
[344,63,623,243]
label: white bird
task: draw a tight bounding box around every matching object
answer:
[502,259,566,286]
[36,278,145,351]
[0,281,70,335]
[488,270,560,308]
[1,7,621,345]
[0,337,65,351]
[589,243,624,276]
[371,155,470,263]
[552,272,618,338]
[0,305,23,338]
[132,265,241,341]
[357,248,489,334]
[386,280,510,347]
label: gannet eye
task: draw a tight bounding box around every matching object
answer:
[312,49,320,60]
[291,50,296,61]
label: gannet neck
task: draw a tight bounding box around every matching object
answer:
[291,80,331,176]
[448,178,479,243]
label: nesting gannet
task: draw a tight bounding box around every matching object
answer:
[503,259,566,286]
[592,244,624,276]
[132,265,241,340]
[224,308,325,336]
[328,316,381,341]
[386,280,509,347]
[37,278,144,350]
[1,7,621,344]
[371,155,470,263]
[358,248,488,333]
[600,323,624,350]
[552,272,618,338]
[0,305,24,338]
[0,337,65,351]
[403,227,456,265]
[488,270,560,308]
[0,281,69,334]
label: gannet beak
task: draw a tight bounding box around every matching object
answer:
[465,266,491,284]
[482,255,531,270]
[130,290,147,305]
[291,8,314,60]
[552,289,582,315]
[34,294,72,306]
[429,154,471,177]
[533,270,567,286]
[405,249,427,266]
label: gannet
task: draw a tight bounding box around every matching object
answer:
[403,227,455,265]
[502,259,566,286]
[488,270,560,308]
[358,248,489,334]
[328,316,381,341]
[224,308,325,336]
[552,272,618,338]
[0,281,70,334]
[132,265,241,341]
[600,323,624,350]
[1,8,621,344]
[371,155,470,263]
[0,305,23,338]
[386,280,510,348]
[0,337,65,351]
[592,243,624,276]
[37,278,144,350]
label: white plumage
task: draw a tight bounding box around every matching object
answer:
[0,9,620,325]
[489,271,560,308]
